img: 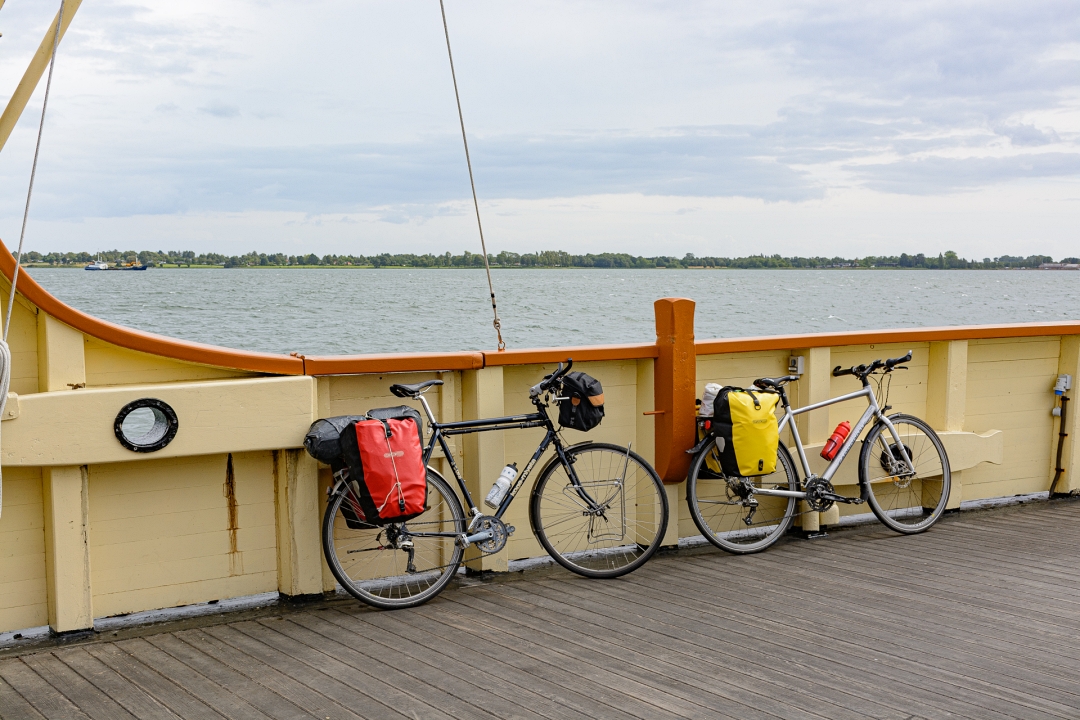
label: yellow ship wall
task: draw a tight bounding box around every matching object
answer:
[1,268,1078,636]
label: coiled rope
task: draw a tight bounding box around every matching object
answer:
[438,0,505,351]
[0,0,66,520]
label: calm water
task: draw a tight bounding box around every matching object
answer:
[25,268,1080,355]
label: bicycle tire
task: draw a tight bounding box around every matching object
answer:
[530,442,668,578]
[687,439,798,554]
[859,413,951,534]
[323,468,466,609]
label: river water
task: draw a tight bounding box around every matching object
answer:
[24,268,1080,355]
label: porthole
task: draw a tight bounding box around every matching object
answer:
[114,398,179,452]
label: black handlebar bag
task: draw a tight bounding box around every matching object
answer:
[558,371,605,432]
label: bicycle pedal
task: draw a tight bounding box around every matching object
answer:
[506,525,516,535]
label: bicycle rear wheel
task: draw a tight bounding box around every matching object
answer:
[859,413,951,534]
[323,468,465,609]
[687,440,797,554]
[530,442,668,578]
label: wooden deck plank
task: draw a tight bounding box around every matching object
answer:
[493,578,910,720]
[174,629,366,720]
[117,637,276,720]
[85,643,226,720]
[57,647,182,720]
[256,616,523,720]
[204,624,416,720]
[0,673,47,720]
[659,553,1080,713]
[675,549,1080,684]
[288,611,577,720]
[1,500,1078,720]
[0,660,92,720]
[444,587,825,720]
[21,652,139,720]
[531,573,973,720]
[144,633,321,720]
[331,606,647,720]
[547,567,1030,720]
[406,599,694,720]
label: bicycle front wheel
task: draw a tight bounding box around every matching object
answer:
[687,440,798,554]
[530,442,668,578]
[859,414,951,534]
[323,468,466,609]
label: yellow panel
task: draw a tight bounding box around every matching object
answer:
[2,375,315,467]
[84,337,254,387]
[0,467,47,633]
[0,282,39,395]
[88,452,277,618]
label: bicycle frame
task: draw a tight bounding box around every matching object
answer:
[391,391,607,546]
[751,382,916,501]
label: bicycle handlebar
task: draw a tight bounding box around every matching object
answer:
[530,358,574,398]
[833,350,912,379]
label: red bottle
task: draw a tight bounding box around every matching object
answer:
[820,421,851,460]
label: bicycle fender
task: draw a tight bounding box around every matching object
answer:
[686,435,713,456]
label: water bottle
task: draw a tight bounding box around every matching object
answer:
[820,421,851,460]
[484,463,518,509]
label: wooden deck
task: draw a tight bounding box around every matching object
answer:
[2,498,1079,720]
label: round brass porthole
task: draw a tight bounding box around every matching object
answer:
[114,398,179,452]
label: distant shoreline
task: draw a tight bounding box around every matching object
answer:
[23,263,1080,272]
[18,249,1075,271]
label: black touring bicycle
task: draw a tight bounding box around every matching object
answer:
[314,360,668,609]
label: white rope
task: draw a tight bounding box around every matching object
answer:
[438,0,506,351]
[1,0,66,520]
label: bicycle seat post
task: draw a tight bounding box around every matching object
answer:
[415,390,438,425]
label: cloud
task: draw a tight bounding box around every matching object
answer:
[851,152,1080,194]
[198,101,240,118]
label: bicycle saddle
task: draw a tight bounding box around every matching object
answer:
[389,379,444,398]
[753,375,799,389]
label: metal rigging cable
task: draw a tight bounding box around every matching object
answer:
[438,0,506,351]
[1,0,66,520]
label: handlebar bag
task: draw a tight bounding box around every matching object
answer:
[712,387,780,477]
[338,409,428,526]
[558,371,605,432]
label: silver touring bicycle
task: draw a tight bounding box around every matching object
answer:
[686,351,952,554]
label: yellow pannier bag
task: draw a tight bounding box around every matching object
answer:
[713,387,780,477]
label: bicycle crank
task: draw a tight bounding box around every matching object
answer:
[471,516,514,555]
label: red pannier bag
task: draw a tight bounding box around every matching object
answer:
[338,411,428,526]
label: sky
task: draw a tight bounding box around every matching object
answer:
[0,0,1078,259]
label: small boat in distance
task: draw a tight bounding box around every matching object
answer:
[84,259,148,271]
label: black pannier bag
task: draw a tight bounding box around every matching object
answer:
[304,415,367,469]
[558,371,605,432]
[338,406,428,527]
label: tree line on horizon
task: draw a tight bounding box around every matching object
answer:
[17,248,1079,270]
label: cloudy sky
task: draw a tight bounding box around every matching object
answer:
[0,0,1078,258]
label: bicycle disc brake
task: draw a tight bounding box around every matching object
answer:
[473,516,512,554]
[804,477,836,512]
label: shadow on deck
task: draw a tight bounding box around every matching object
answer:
[2,498,1079,720]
